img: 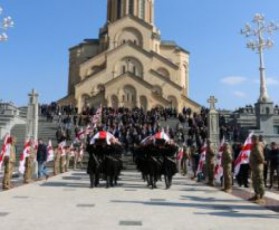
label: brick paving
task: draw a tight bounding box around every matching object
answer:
[0,171,278,230]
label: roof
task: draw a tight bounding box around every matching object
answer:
[161,40,190,54]
[69,39,100,51]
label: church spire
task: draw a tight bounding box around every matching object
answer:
[107,0,154,25]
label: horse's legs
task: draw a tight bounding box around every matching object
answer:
[89,173,95,188]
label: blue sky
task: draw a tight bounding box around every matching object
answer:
[0,0,279,110]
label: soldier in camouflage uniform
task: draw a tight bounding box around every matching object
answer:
[23,140,36,184]
[53,147,60,175]
[2,136,16,190]
[206,140,215,186]
[221,142,233,193]
[60,146,67,173]
[249,135,265,203]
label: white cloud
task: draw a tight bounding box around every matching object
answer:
[233,91,247,98]
[220,76,247,85]
[253,77,279,86]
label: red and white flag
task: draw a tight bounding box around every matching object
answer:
[58,140,67,156]
[176,147,184,160]
[214,137,225,182]
[196,143,207,174]
[78,129,85,139]
[234,133,253,176]
[74,128,86,143]
[18,138,31,174]
[47,140,54,162]
[0,134,11,171]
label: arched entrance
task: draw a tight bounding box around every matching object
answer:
[167,96,178,109]
[111,95,119,109]
[140,95,148,111]
[123,85,136,109]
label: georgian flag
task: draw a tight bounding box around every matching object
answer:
[154,131,170,142]
[214,137,225,182]
[47,140,54,162]
[90,131,115,145]
[77,129,85,140]
[18,138,31,174]
[74,128,86,143]
[176,147,184,160]
[0,134,11,171]
[196,143,207,174]
[58,140,67,156]
[234,133,253,176]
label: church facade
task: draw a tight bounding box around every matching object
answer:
[59,0,200,112]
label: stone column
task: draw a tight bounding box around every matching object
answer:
[207,96,220,152]
[26,89,39,140]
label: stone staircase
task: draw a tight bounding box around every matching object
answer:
[1,113,188,172]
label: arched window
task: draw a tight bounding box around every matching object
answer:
[129,0,134,15]
[138,0,145,19]
[122,65,126,74]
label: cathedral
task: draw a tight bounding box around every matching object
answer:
[59,0,200,112]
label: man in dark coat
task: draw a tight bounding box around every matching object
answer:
[37,139,49,180]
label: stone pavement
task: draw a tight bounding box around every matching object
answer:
[0,171,278,230]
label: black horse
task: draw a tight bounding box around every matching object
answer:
[136,144,162,189]
[162,144,178,189]
[103,144,123,188]
[87,143,105,188]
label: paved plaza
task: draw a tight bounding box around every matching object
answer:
[0,171,278,230]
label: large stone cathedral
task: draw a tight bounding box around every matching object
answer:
[59,0,200,112]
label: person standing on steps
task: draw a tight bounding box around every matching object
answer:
[2,136,17,190]
[37,139,49,180]
[249,135,265,204]
[268,142,279,190]
[23,139,36,184]
[221,142,233,193]
[206,139,215,186]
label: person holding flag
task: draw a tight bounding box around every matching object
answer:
[196,142,207,182]
[206,139,215,186]
[221,142,233,193]
[214,137,225,183]
[23,139,36,184]
[1,135,17,190]
[234,133,253,188]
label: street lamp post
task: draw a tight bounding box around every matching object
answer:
[241,13,278,103]
[0,5,14,42]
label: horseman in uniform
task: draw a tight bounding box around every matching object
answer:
[87,125,116,188]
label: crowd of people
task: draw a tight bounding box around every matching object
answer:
[0,104,278,204]
[0,136,85,190]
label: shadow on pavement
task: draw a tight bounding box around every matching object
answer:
[110,200,278,219]
[180,195,245,203]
